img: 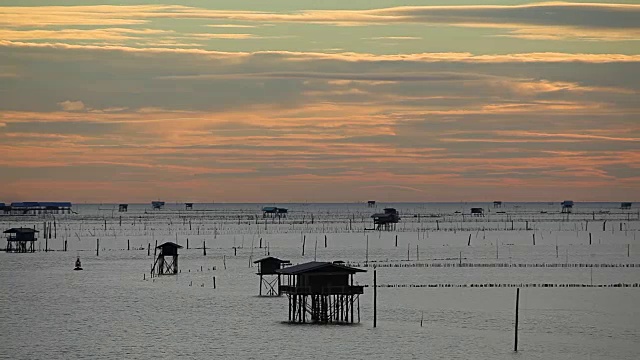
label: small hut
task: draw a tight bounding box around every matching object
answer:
[254,256,291,296]
[371,208,400,231]
[0,203,7,214]
[151,242,182,276]
[277,261,365,324]
[4,228,39,253]
[262,206,278,217]
[621,202,632,210]
[185,203,193,210]
[561,200,574,213]
[9,202,72,214]
[151,201,165,210]
[262,206,288,218]
[471,208,484,216]
[493,201,502,208]
[367,200,376,208]
[118,204,128,212]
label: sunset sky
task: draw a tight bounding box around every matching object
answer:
[0,1,638,203]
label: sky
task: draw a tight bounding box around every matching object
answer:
[0,1,638,203]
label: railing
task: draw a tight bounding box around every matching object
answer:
[279,285,364,295]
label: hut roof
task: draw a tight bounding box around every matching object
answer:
[253,256,290,264]
[276,261,365,275]
[156,242,183,249]
[262,206,278,212]
[3,228,39,234]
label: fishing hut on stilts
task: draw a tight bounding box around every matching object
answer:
[277,261,365,324]
[4,228,38,253]
[254,256,290,296]
[561,200,574,213]
[151,242,182,277]
[371,208,400,231]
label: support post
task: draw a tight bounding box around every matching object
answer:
[514,287,520,352]
[373,269,377,328]
[96,238,99,256]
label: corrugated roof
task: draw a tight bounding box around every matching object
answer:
[3,228,39,234]
[253,256,290,264]
[156,241,183,249]
[276,261,365,275]
[9,202,72,207]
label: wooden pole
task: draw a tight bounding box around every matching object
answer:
[127,239,130,251]
[407,243,410,261]
[373,269,377,328]
[366,235,369,264]
[395,235,398,247]
[468,234,471,246]
[514,288,520,352]
[147,243,150,256]
[96,238,99,256]
[203,241,206,256]
[213,276,216,289]
[302,235,306,256]
[324,235,327,248]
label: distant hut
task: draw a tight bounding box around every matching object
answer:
[4,228,39,253]
[493,201,502,208]
[0,203,7,214]
[561,200,574,213]
[371,208,400,231]
[262,206,278,218]
[367,200,376,208]
[9,202,72,215]
[262,206,287,218]
[253,256,291,296]
[471,208,484,216]
[118,204,128,212]
[185,203,193,210]
[277,261,365,324]
[621,202,632,210]
[151,242,182,276]
[151,201,165,210]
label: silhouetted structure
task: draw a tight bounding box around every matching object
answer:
[367,200,376,207]
[277,261,365,324]
[371,208,400,230]
[0,203,7,214]
[8,202,72,214]
[152,242,182,276]
[152,201,165,210]
[185,203,193,210]
[493,201,502,208]
[118,204,128,212]
[262,206,288,218]
[621,202,632,210]
[471,208,484,216]
[4,228,38,253]
[561,200,574,213]
[254,256,291,296]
